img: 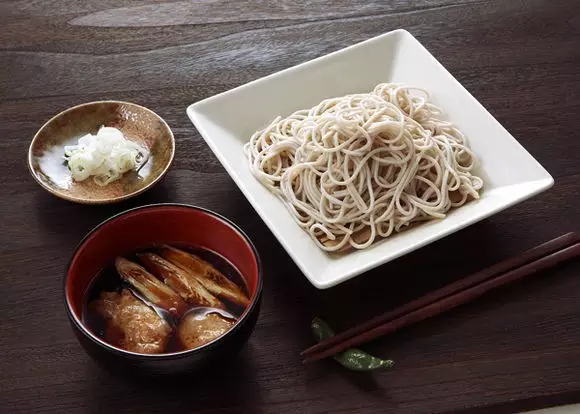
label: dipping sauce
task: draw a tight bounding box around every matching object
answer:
[83,245,250,354]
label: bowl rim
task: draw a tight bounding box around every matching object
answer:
[64,203,263,360]
[28,100,176,205]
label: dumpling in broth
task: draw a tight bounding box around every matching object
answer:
[92,289,171,354]
[177,311,235,350]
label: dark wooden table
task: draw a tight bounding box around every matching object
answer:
[2,1,580,413]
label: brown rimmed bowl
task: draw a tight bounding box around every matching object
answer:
[65,204,262,377]
[28,101,175,204]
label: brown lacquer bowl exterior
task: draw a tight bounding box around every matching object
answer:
[65,204,262,377]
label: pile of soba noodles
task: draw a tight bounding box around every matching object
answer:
[244,83,483,252]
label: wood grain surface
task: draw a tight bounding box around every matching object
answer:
[1,1,580,413]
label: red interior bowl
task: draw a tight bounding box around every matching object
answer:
[65,204,262,365]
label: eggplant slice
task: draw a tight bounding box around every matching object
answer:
[158,245,250,307]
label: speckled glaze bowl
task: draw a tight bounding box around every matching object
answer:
[28,101,175,204]
[65,204,263,377]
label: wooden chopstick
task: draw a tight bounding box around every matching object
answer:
[302,232,580,363]
[302,232,579,358]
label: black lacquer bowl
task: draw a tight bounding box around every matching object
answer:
[65,204,262,377]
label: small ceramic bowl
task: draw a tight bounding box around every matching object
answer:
[28,101,175,204]
[65,204,262,376]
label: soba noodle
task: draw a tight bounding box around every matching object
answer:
[244,83,483,252]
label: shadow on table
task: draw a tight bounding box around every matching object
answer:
[34,176,178,241]
[250,217,507,348]
[456,391,580,414]
[85,346,264,413]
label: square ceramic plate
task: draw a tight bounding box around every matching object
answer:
[187,29,553,289]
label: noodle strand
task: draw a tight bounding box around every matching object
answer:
[244,83,483,252]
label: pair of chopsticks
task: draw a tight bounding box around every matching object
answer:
[302,232,580,364]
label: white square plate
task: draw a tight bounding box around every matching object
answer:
[187,29,553,289]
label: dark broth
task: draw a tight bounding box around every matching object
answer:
[82,245,249,354]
